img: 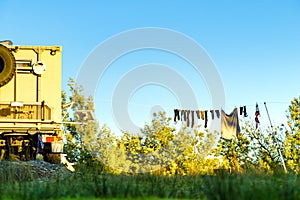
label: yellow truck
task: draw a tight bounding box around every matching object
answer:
[0,41,63,162]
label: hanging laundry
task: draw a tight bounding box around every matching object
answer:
[200,110,205,120]
[196,110,200,119]
[240,106,248,117]
[204,110,208,128]
[255,103,260,129]
[243,106,248,117]
[37,134,44,154]
[186,110,190,127]
[191,110,195,128]
[174,109,180,122]
[210,110,214,120]
[215,110,220,118]
[183,110,187,121]
[221,108,241,140]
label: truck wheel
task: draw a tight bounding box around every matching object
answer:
[0,44,16,87]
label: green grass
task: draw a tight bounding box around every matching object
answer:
[1,163,300,200]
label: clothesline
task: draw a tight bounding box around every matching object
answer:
[173,101,291,140]
[173,107,242,140]
[96,99,290,110]
[236,101,290,108]
[173,105,248,128]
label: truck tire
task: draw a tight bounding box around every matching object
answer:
[0,44,16,87]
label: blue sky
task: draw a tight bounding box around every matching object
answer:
[1,1,299,134]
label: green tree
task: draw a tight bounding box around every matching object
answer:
[61,78,300,175]
[215,133,251,173]
[215,119,286,173]
[284,96,300,173]
[117,112,220,176]
[62,78,98,163]
[117,112,177,174]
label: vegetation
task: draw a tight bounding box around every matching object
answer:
[1,79,300,199]
[62,80,299,176]
[1,163,300,200]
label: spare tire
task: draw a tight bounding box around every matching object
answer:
[0,44,16,87]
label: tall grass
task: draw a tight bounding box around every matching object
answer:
[1,162,300,200]
[202,173,300,200]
